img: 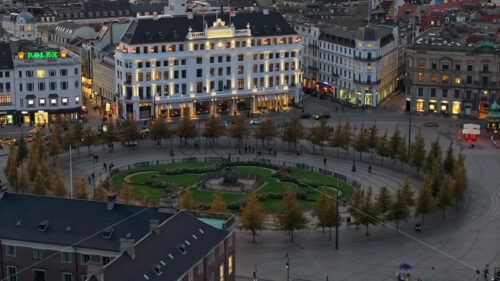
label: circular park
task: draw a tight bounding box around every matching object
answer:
[110,160,355,212]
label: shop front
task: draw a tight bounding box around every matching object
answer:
[452,101,461,115]
[0,112,14,125]
[34,111,48,124]
[440,101,449,114]
[139,103,152,119]
[416,99,424,112]
[429,100,438,113]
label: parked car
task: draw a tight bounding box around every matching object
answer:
[301,112,312,119]
[122,140,138,147]
[423,122,438,127]
[249,118,264,125]
[25,134,34,143]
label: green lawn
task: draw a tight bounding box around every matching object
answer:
[189,187,245,204]
[112,162,213,189]
[111,162,355,211]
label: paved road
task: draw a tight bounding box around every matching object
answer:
[1,98,497,281]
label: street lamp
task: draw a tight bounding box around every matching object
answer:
[92,154,98,195]
[352,124,357,172]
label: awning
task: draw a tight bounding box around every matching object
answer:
[26,95,35,99]
[49,94,59,98]
[316,81,333,88]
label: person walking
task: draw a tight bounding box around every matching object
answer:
[323,158,327,166]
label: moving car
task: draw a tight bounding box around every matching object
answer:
[301,112,312,119]
[25,135,34,143]
[1,137,16,146]
[313,113,331,120]
[249,118,264,125]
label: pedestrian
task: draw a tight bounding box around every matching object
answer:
[103,162,107,170]
[323,158,327,166]
[88,176,91,184]
[476,269,481,280]
[484,265,489,279]
[368,166,372,174]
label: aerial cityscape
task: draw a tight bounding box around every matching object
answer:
[0,0,498,280]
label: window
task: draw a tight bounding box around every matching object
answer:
[146,72,151,81]
[441,62,449,70]
[367,63,372,71]
[7,266,16,281]
[431,62,437,70]
[418,72,424,82]
[228,255,233,274]
[75,97,80,104]
[103,257,111,265]
[238,54,244,61]
[6,94,11,103]
[238,79,244,89]
[81,254,91,264]
[62,273,72,281]
[60,69,67,76]
[208,251,215,265]
[431,73,437,82]
[196,82,203,93]
[483,64,489,72]
[196,57,202,64]
[6,245,16,257]
[61,252,71,263]
[467,63,473,71]
[238,66,244,74]
[197,69,202,77]
[220,264,224,281]
[442,74,449,83]
[37,70,45,78]
[50,82,57,90]
[418,60,424,69]
[197,262,204,275]
[188,271,194,281]
[27,83,33,91]
[33,249,44,260]
[61,82,68,90]
[442,89,448,98]
[62,98,68,105]
[455,76,461,84]
[28,99,34,106]
[226,67,231,75]
[430,88,436,97]
[418,87,423,96]
[466,90,471,99]
[454,90,460,99]
[39,98,46,106]
[455,64,460,71]
[34,270,45,281]
[164,71,169,80]
[26,70,34,77]
[218,56,223,63]
[51,98,57,106]
[38,82,45,91]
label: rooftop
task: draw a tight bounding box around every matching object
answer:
[0,193,172,251]
[0,42,13,69]
[100,211,230,281]
[121,10,296,45]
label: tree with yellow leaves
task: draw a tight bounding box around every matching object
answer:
[209,190,230,213]
[179,189,199,210]
[240,192,266,243]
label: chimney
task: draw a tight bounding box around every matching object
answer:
[119,238,136,260]
[158,197,179,214]
[87,264,104,281]
[107,194,117,210]
[0,185,7,199]
[150,219,160,235]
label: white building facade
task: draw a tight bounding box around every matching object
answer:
[13,49,82,124]
[299,24,404,107]
[1,12,37,40]
[115,10,302,120]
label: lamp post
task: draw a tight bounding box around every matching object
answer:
[335,179,339,250]
[352,124,357,172]
[285,253,290,281]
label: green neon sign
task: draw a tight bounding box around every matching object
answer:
[18,50,67,60]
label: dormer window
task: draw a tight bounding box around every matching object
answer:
[177,244,187,255]
[38,220,49,232]
[102,228,113,239]
[152,264,162,276]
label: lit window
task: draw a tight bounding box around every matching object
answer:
[455,76,461,84]
[431,73,437,82]
[28,99,34,105]
[6,94,11,103]
[62,98,68,105]
[27,25,32,31]
[418,60,424,69]
[358,43,362,47]
[219,264,224,281]
[452,102,460,114]
[416,100,424,112]
[367,63,372,71]
[418,72,424,82]
[51,98,57,105]
[442,74,449,83]
[228,255,233,274]
[39,98,45,106]
[75,97,80,103]
[37,70,45,78]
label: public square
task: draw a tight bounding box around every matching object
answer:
[2,96,498,281]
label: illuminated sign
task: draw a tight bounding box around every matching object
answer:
[18,50,67,60]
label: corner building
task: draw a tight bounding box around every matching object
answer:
[115,10,302,120]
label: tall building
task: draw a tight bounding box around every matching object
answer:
[0,191,236,281]
[114,9,302,120]
[299,24,405,107]
[12,44,82,124]
[0,43,15,125]
[405,26,500,118]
